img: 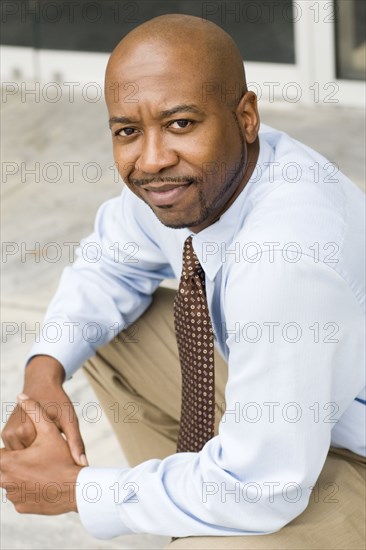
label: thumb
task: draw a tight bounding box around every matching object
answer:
[16,394,59,439]
[60,415,89,467]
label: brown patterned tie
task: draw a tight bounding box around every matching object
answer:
[174,235,215,453]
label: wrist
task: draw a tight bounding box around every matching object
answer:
[24,355,65,392]
[68,465,84,513]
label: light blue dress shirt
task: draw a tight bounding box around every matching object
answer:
[29,124,365,539]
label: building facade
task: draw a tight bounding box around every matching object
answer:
[1,0,365,107]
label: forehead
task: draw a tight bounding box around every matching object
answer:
[105,44,215,112]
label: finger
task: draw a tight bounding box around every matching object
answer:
[1,432,26,451]
[0,447,10,458]
[1,406,36,450]
[16,394,60,438]
[61,421,89,466]
[0,448,8,477]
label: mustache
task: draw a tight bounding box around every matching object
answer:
[128,175,203,186]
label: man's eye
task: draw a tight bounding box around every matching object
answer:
[116,127,136,137]
[170,120,192,129]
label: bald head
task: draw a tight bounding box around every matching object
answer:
[105,14,247,108]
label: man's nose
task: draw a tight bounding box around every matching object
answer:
[136,132,178,174]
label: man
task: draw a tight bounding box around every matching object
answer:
[1,14,365,550]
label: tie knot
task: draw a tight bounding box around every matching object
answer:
[182,236,203,278]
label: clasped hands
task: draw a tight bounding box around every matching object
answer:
[0,394,86,515]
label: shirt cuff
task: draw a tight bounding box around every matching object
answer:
[27,336,95,380]
[76,467,135,539]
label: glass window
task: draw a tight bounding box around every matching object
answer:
[335,0,366,80]
[1,0,295,64]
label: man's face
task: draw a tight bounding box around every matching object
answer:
[106,45,251,231]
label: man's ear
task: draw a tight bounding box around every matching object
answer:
[235,91,260,144]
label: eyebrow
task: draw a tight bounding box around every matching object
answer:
[108,104,204,128]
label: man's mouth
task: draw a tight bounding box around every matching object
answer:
[142,181,193,207]
[142,182,190,192]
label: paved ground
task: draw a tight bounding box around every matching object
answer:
[1,89,365,550]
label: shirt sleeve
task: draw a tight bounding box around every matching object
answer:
[27,189,174,378]
[75,250,365,538]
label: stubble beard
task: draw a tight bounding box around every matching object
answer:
[157,131,247,230]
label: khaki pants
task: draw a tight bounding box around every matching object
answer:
[83,288,366,549]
